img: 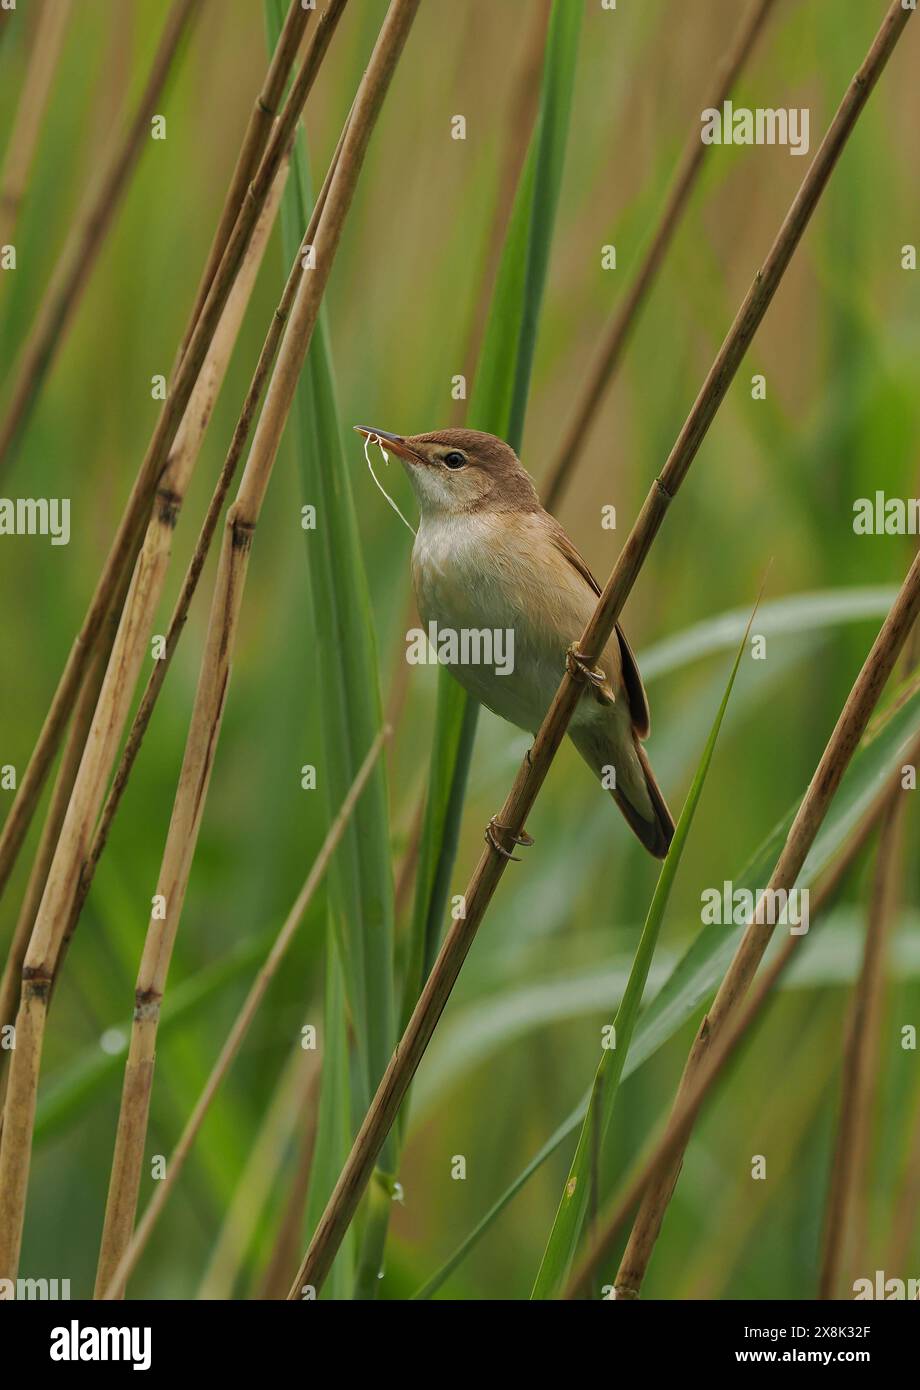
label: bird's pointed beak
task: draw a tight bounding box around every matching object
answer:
[353,425,423,463]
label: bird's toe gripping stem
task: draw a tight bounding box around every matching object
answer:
[485,816,534,862]
[565,643,607,688]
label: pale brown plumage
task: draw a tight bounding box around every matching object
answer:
[356,425,674,857]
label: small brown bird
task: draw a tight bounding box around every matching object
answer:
[356,426,674,858]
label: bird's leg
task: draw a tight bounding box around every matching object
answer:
[485,816,535,862]
[565,643,607,689]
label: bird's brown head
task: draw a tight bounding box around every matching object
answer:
[354,426,540,520]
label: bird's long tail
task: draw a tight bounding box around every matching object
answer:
[570,724,674,860]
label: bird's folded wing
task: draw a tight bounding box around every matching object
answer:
[546,516,651,738]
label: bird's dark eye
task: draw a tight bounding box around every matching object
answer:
[443,451,466,470]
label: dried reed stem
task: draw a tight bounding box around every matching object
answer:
[0,0,200,475]
[0,0,72,252]
[88,0,419,1298]
[541,0,777,510]
[285,0,914,1299]
[565,723,920,1299]
[0,0,339,906]
[614,554,920,1298]
[0,157,290,1286]
[96,730,387,1298]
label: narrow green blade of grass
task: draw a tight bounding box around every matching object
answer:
[412,672,920,1297]
[530,605,755,1299]
[403,0,582,1019]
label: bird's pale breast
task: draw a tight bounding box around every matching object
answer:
[410,510,622,733]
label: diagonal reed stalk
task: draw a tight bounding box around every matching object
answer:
[86,0,420,1299]
[0,0,200,476]
[0,1,352,1283]
[286,0,914,1297]
[96,730,388,1299]
[0,0,72,254]
[565,728,920,1300]
[0,0,332,907]
[614,552,920,1298]
[541,0,777,509]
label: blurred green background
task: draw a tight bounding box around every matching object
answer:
[1,0,918,1299]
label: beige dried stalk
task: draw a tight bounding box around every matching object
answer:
[89,0,420,1298]
[285,0,915,1299]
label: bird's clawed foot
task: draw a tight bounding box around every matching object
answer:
[485,816,535,862]
[565,643,607,688]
